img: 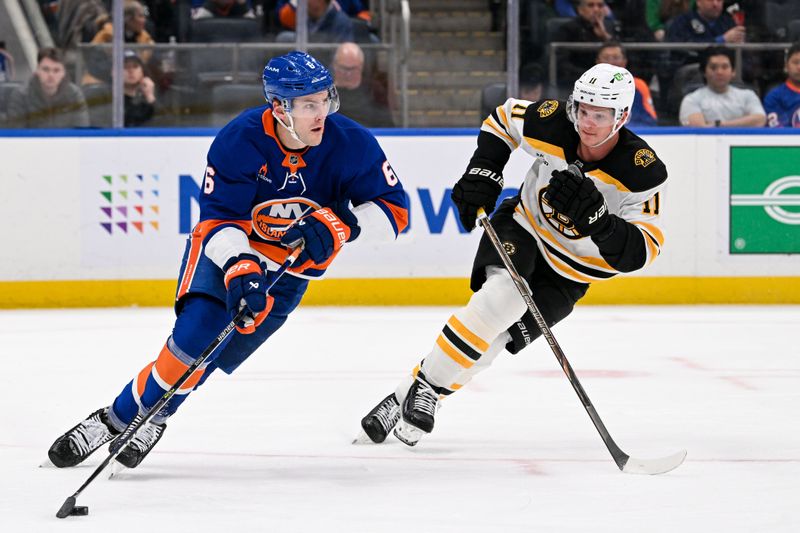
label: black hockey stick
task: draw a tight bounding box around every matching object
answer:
[56,247,303,518]
[476,208,686,475]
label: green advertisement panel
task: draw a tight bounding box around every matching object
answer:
[730,146,800,254]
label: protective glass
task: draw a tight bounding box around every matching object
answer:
[289,88,340,118]
[574,103,616,127]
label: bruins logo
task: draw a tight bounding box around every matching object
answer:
[537,100,558,118]
[502,242,516,256]
[634,148,656,168]
[539,188,583,239]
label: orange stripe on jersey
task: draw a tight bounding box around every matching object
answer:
[436,335,474,369]
[136,361,155,397]
[516,207,599,282]
[497,106,521,139]
[641,228,659,264]
[261,109,310,173]
[634,78,657,119]
[524,137,566,160]
[544,252,596,283]
[153,344,205,392]
[277,3,296,29]
[517,204,616,272]
[586,169,631,193]
[176,219,252,301]
[483,117,517,147]
[449,383,463,390]
[446,315,489,352]
[632,221,664,247]
[377,198,409,234]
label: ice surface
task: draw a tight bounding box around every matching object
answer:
[1,305,798,532]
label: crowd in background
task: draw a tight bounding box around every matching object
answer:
[0,0,799,128]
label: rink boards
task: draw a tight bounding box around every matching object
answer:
[0,128,799,306]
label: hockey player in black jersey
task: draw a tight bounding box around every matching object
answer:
[360,63,668,446]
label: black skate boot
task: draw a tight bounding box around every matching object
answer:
[393,377,439,447]
[115,420,167,469]
[48,407,120,468]
[360,393,401,443]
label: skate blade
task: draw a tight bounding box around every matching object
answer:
[351,430,375,445]
[393,421,426,447]
[108,460,127,479]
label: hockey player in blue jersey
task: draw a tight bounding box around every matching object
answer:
[765,42,800,129]
[48,51,408,469]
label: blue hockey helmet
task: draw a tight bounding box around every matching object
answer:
[262,51,339,116]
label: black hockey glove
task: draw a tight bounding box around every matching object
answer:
[451,160,504,231]
[546,165,614,239]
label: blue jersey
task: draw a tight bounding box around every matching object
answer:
[193,107,408,280]
[764,82,800,128]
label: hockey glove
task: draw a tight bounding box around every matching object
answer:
[280,203,360,266]
[223,254,273,334]
[546,165,614,238]
[451,160,504,231]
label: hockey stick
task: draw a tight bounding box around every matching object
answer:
[55,247,303,518]
[476,208,686,475]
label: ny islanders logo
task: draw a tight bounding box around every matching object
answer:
[251,197,319,241]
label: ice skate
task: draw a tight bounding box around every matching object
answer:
[114,420,167,469]
[359,393,401,443]
[48,407,120,468]
[393,377,439,447]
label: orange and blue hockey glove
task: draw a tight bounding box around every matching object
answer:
[223,253,273,334]
[281,204,360,266]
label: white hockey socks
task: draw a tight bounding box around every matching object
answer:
[401,267,528,398]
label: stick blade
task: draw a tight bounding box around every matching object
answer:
[56,496,77,519]
[622,449,687,475]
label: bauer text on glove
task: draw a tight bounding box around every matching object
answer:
[451,160,504,230]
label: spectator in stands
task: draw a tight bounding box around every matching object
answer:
[553,0,577,17]
[0,41,15,82]
[331,42,393,127]
[6,47,89,128]
[83,0,156,85]
[123,50,157,127]
[596,42,658,127]
[193,0,255,19]
[276,0,354,43]
[666,0,744,44]
[277,0,370,31]
[553,0,618,88]
[764,43,800,128]
[519,63,545,102]
[679,46,764,127]
[647,0,693,41]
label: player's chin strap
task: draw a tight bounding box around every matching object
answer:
[274,111,303,143]
[585,115,628,148]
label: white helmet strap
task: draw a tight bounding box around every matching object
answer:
[273,100,302,143]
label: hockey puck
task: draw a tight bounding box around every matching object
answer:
[70,506,89,516]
